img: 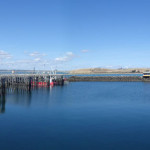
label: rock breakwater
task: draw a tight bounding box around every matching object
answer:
[68,76,150,82]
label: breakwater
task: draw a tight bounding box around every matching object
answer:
[68,76,150,82]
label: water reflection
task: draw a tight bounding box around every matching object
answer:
[2,82,150,150]
[7,89,32,106]
[2,82,150,115]
[0,95,5,114]
[0,87,33,114]
[0,86,57,113]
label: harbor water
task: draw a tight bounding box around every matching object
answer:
[1,82,150,150]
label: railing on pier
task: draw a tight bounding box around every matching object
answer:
[0,70,68,75]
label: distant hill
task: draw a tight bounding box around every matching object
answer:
[69,68,150,74]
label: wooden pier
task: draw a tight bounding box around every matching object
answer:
[0,74,65,96]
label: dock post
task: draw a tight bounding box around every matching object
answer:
[29,77,32,91]
[0,94,5,114]
[61,75,64,86]
[1,78,6,95]
[35,76,38,86]
[47,75,50,86]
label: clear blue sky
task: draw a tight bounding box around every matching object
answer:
[0,0,150,70]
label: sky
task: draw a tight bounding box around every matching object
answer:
[0,0,150,70]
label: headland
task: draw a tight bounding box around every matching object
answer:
[69,68,150,74]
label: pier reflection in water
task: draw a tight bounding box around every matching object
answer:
[0,87,32,114]
[0,95,5,114]
[2,82,150,150]
[0,85,63,113]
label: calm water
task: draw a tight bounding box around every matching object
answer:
[1,82,150,150]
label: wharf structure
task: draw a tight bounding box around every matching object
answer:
[0,74,65,96]
[1,74,150,95]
